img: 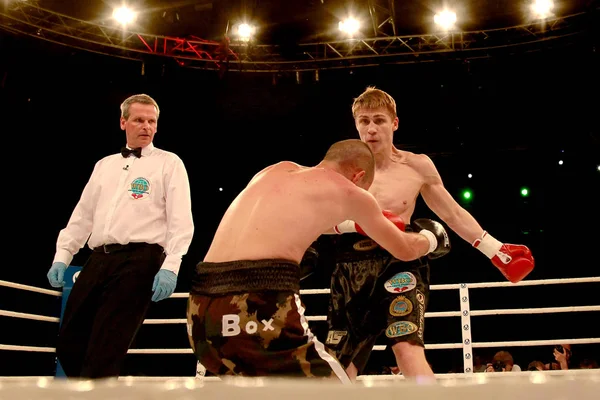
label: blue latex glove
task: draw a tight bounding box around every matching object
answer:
[152,269,177,302]
[47,262,67,288]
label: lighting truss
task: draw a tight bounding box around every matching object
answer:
[0,1,593,72]
[367,0,397,37]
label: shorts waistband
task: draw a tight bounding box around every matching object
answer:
[190,259,301,295]
[92,242,161,254]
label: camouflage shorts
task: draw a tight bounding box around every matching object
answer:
[187,259,350,383]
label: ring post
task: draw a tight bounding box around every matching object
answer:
[459,283,474,373]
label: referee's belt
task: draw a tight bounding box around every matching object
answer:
[93,242,152,254]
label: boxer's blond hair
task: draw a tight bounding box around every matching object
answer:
[324,139,375,187]
[351,86,397,120]
[120,94,160,120]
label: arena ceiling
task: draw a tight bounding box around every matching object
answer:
[26,0,597,39]
[1,1,597,71]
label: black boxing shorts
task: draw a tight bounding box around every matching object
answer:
[326,232,430,374]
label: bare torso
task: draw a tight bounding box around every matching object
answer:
[204,162,361,264]
[369,147,484,245]
[368,150,427,224]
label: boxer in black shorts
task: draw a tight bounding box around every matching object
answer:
[324,86,533,380]
[326,230,429,375]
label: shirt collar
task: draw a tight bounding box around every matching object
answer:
[124,143,155,156]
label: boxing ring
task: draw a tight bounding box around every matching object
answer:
[1,275,599,398]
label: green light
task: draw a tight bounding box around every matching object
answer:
[520,187,530,197]
[461,189,473,201]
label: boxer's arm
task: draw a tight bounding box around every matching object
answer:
[347,189,430,261]
[416,154,484,243]
[416,154,533,282]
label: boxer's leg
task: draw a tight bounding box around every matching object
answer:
[327,236,385,379]
[187,294,230,376]
[326,262,352,368]
[378,258,434,379]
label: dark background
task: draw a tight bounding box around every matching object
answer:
[0,0,599,378]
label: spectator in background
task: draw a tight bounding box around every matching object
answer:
[527,360,545,371]
[546,344,571,370]
[579,358,598,369]
[485,350,521,372]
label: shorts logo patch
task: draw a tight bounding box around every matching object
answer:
[389,296,413,316]
[326,330,347,346]
[221,314,275,337]
[385,321,418,338]
[129,177,150,199]
[353,239,378,251]
[384,272,417,293]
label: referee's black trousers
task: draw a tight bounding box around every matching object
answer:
[56,243,165,379]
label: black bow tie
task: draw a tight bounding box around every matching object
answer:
[121,147,142,158]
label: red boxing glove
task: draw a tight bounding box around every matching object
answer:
[334,210,405,235]
[382,210,406,232]
[472,231,534,283]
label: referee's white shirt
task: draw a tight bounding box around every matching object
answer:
[53,143,194,275]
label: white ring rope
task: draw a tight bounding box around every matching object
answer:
[3,337,600,354]
[0,280,61,296]
[2,305,598,326]
[295,277,600,295]
[0,309,60,323]
[2,277,599,296]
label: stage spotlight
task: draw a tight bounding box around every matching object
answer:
[339,17,360,36]
[237,23,256,42]
[531,0,554,20]
[112,6,137,26]
[434,10,457,31]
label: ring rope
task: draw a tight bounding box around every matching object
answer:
[2,277,599,297]
[0,310,60,323]
[2,305,598,325]
[0,280,61,296]
[373,337,600,351]
[298,276,600,295]
[3,338,600,355]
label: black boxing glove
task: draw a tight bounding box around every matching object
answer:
[411,218,451,259]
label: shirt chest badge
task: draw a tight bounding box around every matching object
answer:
[129,177,151,199]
